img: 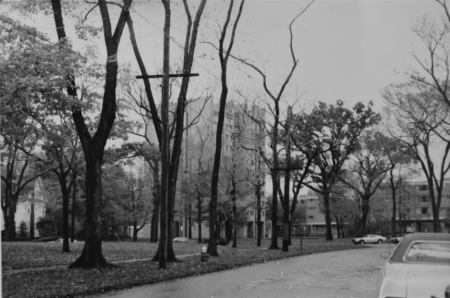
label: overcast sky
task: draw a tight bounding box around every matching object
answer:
[21,0,445,113]
[115,0,446,113]
[6,0,447,182]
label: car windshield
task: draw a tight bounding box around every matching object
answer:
[405,242,450,264]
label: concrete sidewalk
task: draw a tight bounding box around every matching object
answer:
[94,245,389,298]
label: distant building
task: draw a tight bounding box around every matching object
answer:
[372,179,450,233]
[1,177,47,238]
[145,97,268,239]
[299,190,338,237]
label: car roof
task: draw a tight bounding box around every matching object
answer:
[390,233,450,263]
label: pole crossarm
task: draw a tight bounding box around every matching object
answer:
[136,73,199,79]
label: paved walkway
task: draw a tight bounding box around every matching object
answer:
[94,245,391,298]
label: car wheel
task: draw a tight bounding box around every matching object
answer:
[377,240,382,244]
[360,240,365,245]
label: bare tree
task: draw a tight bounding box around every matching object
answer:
[231,1,315,249]
[208,0,246,257]
[337,131,394,236]
[376,132,416,237]
[383,81,450,232]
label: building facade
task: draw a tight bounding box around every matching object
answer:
[1,177,47,238]
[298,190,339,237]
[145,97,268,239]
[371,179,450,233]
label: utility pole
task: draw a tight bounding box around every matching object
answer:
[283,106,292,252]
[136,65,199,268]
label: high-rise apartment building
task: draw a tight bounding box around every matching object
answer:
[145,97,268,239]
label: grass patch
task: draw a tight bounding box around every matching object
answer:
[2,238,365,298]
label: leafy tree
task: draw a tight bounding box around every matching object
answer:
[0,16,77,241]
[48,0,133,268]
[285,106,331,244]
[36,216,58,237]
[302,100,381,241]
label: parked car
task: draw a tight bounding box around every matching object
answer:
[352,234,387,245]
[378,233,450,298]
[390,236,403,244]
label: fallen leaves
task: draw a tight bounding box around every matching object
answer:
[2,239,365,298]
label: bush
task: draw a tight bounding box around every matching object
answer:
[36,216,57,237]
[17,221,28,239]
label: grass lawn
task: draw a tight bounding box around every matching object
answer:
[2,237,365,298]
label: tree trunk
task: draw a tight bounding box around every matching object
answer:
[335,216,341,238]
[133,221,138,242]
[71,178,77,242]
[269,174,279,249]
[51,0,131,269]
[225,218,232,243]
[69,159,111,268]
[232,192,238,248]
[323,192,333,241]
[431,200,441,232]
[29,202,35,241]
[6,201,17,241]
[197,192,202,243]
[150,161,160,243]
[391,192,397,237]
[357,197,370,237]
[390,172,397,237]
[256,170,262,247]
[282,106,291,252]
[60,178,70,252]
[188,203,192,239]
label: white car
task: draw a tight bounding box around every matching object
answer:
[390,236,403,244]
[378,233,450,298]
[352,234,386,245]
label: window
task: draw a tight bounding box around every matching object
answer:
[421,196,430,202]
[418,185,429,191]
[422,207,428,215]
[248,211,254,216]
[307,215,314,219]
[405,242,450,263]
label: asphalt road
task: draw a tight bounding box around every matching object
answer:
[95,244,393,298]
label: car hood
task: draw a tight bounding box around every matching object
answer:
[379,262,450,298]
